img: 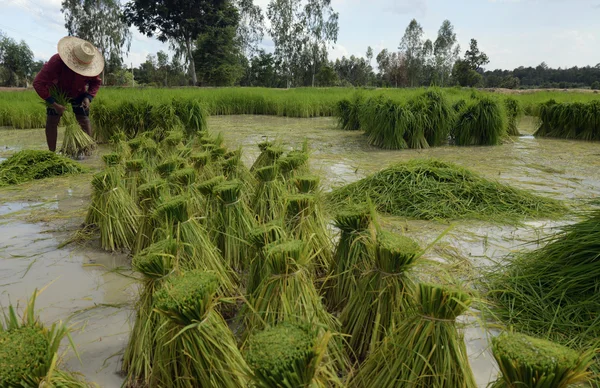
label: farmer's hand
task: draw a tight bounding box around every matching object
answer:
[82,97,90,111]
[52,102,66,115]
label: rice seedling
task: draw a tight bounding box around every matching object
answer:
[110,132,132,159]
[134,179,167,254]
[222,148,255,186]
[116,100,153,138]
[294,175,320,194]
[490,332,595,388]
[194,175,227,239]
[335,92,364,131]
[124,158,147,201]
[148,102,183,141]
[213,179,256,271]
[363,97,411,150]
[277,150,310,180]
[251,141,285,171]
[172,98,208,137]
[253,165,287,223]
[60,123,97,158]
[86,167,140,251]
[453,99,467,112]
[189,151,210,170]
[0,290,89,387]
[340,231,419,361]
[133,137,161,166]
[504,97,523,136]
[409,89,454,147]
[102,152,122,167]
[0,150,84,187]
[122,238,177,385]
[285,194,333,275]
[328,159,566,222]
[244,322,342,387]
[325,206,375,312]
[160,129,185,155]
[90,100,115,142]
[453,96,506,146]
[151,270,250,387]
[246,221,287,296]
[168,167,197,195]
[349,283,476,388]
[156,156,187,179]
[534,99,600,141]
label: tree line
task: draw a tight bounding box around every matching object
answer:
[2,2,600,90]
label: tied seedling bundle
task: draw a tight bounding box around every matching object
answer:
[277,147,310,181]
[285,194,333,275]
[504,97,523,136]
[340,231,419,361]
[134,179,167,254]
[247,222,287,296]
[160,129,185,155]
[195,175,226,240]
[151,270,249,388]
[244,322,342,387]
[172,98,208,137]
[0,150,84,187]
[0,291,89,387]
[124,158,147,202]
[122,238,177,385]
[490,332,595,388]
[335,92,364,131]
[61,123,96,159]
[534,99,600,141]
[328,159,566,222]
[168,167,197,196]
[409,89,454,147]
[132,137,160,166]
[350,283,476,388]
[294,175,320,194]
[253,165,287,223]
[453,96,506,146]
[156,156,187,179]
[86,167,140,251]
[325,206,374,311]
[251,141,284,171]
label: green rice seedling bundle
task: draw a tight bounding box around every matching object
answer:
[251,141,285,171]
[109,131,131,158]
[454,96,506,146]
[123,238,177,385]
[242,239,339,336]
[485,208,600,345]
[116,100,153,138]
[534,99,600,141]
[362,97,410,150]
[247,222,287,296]
[60,123,97,158]
[87,167,140,251]
[214,180,256,271]
[189,151,210,170]
[133,137,161,166]
[244,322,342,387]
[349,283,476,388]
[340,231,419,361]
[128,137,143,153]
[102,152,122,167]
[148,102,183,142]
[294,175,320,194]
[168,167,197,195]
[277,149,310,180]
[0,291,89,387]
[325,206,374,312]
[172,98,208,137]
[222,148,255,187]
[328,159,565,222]
[335,93,364,131]
[156,156,187,179]
[253,165,287,223]
[195,175,227,240]
[409,89,453,147]
[0,150,84,187]
[90,100,116,142]
[152,196,236,292]
[490,332,595,388]
[134,179,167,254]
[504,97,523,136]
[453,99,467,113]
[160,129,185,155]
[151,270,249,388]
[285,194,333,275]
[124,158,147,201]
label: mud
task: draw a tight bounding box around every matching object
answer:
[1,116,599,387]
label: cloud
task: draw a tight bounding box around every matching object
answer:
[329,42,349,60]
[383,0,427,16]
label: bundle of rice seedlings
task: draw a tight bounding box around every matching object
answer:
[122,238,177,385]
[156,156,186,178]
[160,129,185,154]
[409,89,453,147]
[189,151,210,170]
[124,158,147,201]
[168,167,197,195]
[0,290,89,387]
[0,150,84,187]
[253,165,287,223]
[172,98,208,137]
[294,175,320,194]
[87,168,140,251]
[90,100,114,142]
[335,93,364,131]
[109,131,131,158]
[148,102,183,142]
[60,123,96,158]
[328,159,566,222]
[133,137,160,166]
[490,332,595,388]
[325,206,374,312]
[102,152,122,167]
[277,149,310,180]
[247,222,287,296]
[195,175,227,239]
[285,194,333,275]
[214,180,256,271]
[134,179,167,254]
[116,100,153,138]
[534,99,600,141]
[349,283,476,388]
[485,208,600,346]
[504,97,523,136]
[340,231,419,361]
[364,98,412,150]
[222,148,255,186]
[128,137,143,153]
[151,270,249,387]
[453,99,467,113]
[251,142,284,171]
[244,322,341,387]
[454,96,506,146]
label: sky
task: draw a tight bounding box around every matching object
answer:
[1,0,599,71]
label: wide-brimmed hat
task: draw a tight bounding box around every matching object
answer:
[57,36,104,77]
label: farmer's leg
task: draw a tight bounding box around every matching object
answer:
[73,104,93,137]
[45,107,61,152]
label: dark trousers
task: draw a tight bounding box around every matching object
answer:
[45,103,92,152]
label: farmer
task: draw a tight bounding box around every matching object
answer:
[33,37,104,152]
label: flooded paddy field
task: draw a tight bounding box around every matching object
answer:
[1,115,599,386]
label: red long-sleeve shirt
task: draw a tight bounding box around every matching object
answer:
[33,53,102,104]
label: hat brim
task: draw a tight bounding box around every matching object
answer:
[57,36,105,77]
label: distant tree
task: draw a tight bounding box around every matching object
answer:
[61,0,131,75]
[31,60,45,76]
[452,58,482,87]
[0,34,34,86]
[376,49,407,87]
[267,0,305,87]
[592,81,600,90]
[235,0,265,57]
[303,0,338,87]
[105,68,134,86]
[334,55,373,87]
[156,50,169,86]
[247,50,283,87]
[433,20,460,86]
[316,64,337,86]
[398,19,425,87]
[366,46,373,65]
[464,38,489,71]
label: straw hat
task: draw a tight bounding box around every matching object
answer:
[57,36,104,77]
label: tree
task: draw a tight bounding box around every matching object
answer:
[247,50,284,87]
[235,0,265,57]
[303,0,338,87]
[464,38,489,71]
[125,0,233,86]
[376,49,407,87]
[452,59,482,87]
[315,64,337,86]
[0,33,34,87]
[399,19,425,87]
[366,46,373,65]
[61,0,131,75]
[433,20,460,86]
[156,50,169,86]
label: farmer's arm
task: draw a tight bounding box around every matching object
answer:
[82,75,102,110]
[33,54,61,104]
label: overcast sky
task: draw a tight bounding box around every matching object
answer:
[1,0,599,70]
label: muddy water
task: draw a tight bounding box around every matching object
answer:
[1,117,600,387]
